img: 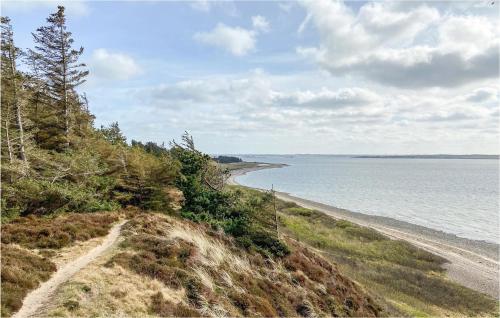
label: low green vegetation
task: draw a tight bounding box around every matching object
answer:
[171,136,288,257]
[213,155,242,164]
[230,186,500,317]
[218,161,263,172]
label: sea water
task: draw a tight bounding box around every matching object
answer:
[235,155,499,243]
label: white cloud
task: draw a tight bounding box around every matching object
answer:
[358,2,439,44]
[271,87,380,109]
[194,15,271,56]
[194,23,256,56]
[140,71,496,127]
[465,87,499,103]
[438,15,497,56]
[252,15,270,33]
[297,12,311,35]
[188,0,238,16]
[142,70,272,108]
[278,2,294,12]
[98,67,498,153]
[323,44,499,88]
[298,0,499,88]
[1,0,89,16]
[89,49,142,81]
[189,0,211,12]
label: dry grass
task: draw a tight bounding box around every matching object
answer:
[1,244,56,317]
[1,212,120,249]
[39,254,187,317]
[103,213,380,317]
[150,291,201,317]
[3,209,382,317]
[14,211,381,317]
[49,235,107,268]
[169,226,251,272]
[1,211,126,317]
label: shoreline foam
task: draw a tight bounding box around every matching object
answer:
[227,163,500,299]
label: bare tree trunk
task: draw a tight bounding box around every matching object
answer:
[4,117,13,164]
[15,99,26,161]
[8,37,26,162]
[119,150,129,175]
[60,24,70,149]
[63,86,69,148]
[272,184,279,238]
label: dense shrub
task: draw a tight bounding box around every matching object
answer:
[171,135,289,257]
[213,156,242,163]
[1,212,119,249]
[247,231,290,257]
[1,120,180,220]
[2,179,120,217]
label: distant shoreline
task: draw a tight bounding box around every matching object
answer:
[353,154,499,159]
[226,162,500,298]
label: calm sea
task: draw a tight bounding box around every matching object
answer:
[236,155,499,243]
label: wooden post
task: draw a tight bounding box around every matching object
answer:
[272,184,279,238]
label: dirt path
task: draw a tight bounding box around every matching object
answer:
[228,168,499,298]
[13,220,128,318]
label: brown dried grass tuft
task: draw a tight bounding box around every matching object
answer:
[1,212,120,249]
[150,291,201,317]
[1,244,56,317]
[94,212,380,317]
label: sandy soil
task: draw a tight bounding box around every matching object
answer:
[228,164,500,299]
[13,220,128,318]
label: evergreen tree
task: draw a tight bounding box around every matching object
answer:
[24,49,52,140]
[1,17,27,162]
[98,122,127,146]
[31,6,88,150]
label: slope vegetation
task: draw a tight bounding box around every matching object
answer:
[1,212,124,316]
[39,212,380,317]
[231,186,499,317]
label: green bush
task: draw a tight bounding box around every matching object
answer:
[2,179,119,216]
[171,136,289,258]
[285,207,313,217]
[248,231,290,257]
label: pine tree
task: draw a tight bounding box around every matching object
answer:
[1,17,27,162]
[31,6,88,150]
[24,50,50,130]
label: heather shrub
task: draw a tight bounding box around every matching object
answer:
[1,212,119,249]
[1,245,56,316]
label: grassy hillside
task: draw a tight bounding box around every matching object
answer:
[2,182,498,317]
[229,186,499,317]
[1,212,124,316]
[1,210,381,317]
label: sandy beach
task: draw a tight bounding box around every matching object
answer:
[227,163,500,299]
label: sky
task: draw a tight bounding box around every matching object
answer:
[2,0,499,154]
